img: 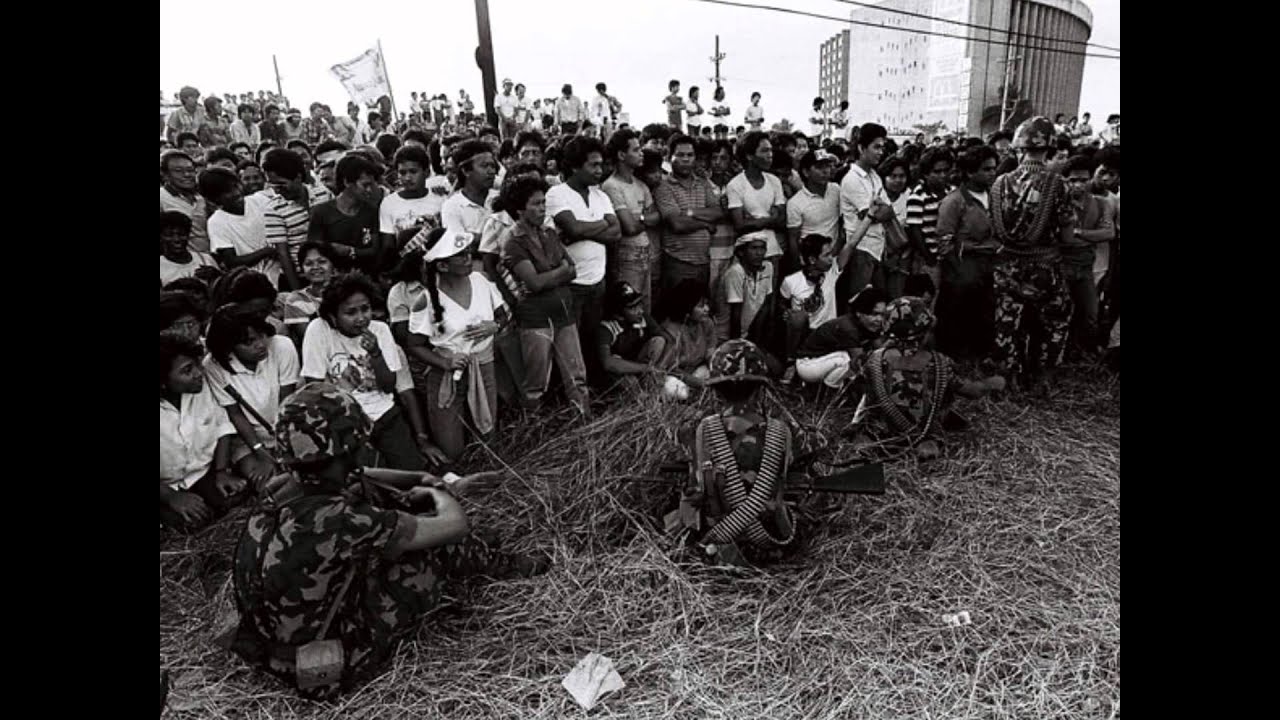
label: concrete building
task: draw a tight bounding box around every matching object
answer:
[841,0,1092,136]
[818,30,851,108]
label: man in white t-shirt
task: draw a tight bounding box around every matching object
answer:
[439,140,499,241]
[379,145,442,255]
[787,150,842,259]
[545,135,621,383]
[199,167,282,286]
[779,233,842,365]
[839,122,895,295]
[495,78,520,140]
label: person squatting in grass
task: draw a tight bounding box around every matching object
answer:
[794,286,889,388]
[597,280,676,386]
[850,297,1006,461]
[228,382,550,698]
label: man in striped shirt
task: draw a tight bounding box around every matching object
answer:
[654,134,724,295]
[904,147,955,295]
[257,148,321,290]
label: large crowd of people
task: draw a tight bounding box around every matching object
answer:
[160,78,1119,698]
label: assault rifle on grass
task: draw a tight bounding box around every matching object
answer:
[641,458,886,566]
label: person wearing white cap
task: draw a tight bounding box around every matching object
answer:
[495,78,519,141]
[405,229,508,461]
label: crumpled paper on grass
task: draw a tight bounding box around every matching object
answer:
[561,652,625,710]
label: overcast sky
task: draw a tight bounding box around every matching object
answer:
[160,0,1118,128]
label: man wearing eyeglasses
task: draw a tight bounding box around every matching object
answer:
[159,151,210,253]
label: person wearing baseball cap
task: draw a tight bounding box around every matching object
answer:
[228,382,550,697]
[598,281,673,382]
[787,150,842,267]
[406,227,507,461]
[495,78,519,141]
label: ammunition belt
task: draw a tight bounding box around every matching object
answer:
[866,349,952,446]
[702,416,794,547]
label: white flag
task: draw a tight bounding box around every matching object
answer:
[329,47,390,105]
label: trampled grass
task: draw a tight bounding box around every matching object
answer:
[160,367,1119,719]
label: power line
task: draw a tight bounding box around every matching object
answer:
[829,0,1120,53]
[687,0,1120,60]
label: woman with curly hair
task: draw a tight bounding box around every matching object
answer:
[301,272,444,469]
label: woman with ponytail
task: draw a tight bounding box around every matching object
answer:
[405,231,509,461]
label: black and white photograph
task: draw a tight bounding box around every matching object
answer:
[159,0,1120,716]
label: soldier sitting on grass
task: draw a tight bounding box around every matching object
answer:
[228,382,551,698]
[850,297,1005,460]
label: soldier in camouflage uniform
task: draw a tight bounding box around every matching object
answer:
[851,297,1004,460]
[674,340,802,565]
[988,116,1077,390]
[229,382,549,697]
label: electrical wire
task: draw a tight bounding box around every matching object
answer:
[686,0,1120,60]
[829,0,1120,53]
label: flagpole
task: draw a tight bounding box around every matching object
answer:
[273,54,284,103]
[378,38,399,122]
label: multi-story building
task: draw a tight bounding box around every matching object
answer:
[818,30,851,108]
[842,0,1093,135]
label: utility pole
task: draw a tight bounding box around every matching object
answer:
[709,35,726,91]
[272,55,284,104]
[474,0,499,129]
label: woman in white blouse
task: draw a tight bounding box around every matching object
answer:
[406,231,509,461]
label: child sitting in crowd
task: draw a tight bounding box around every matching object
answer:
[656,279,718,382]
[203,305,300,487]
[795,287,888,388]
[301,272,441,469]
[159,332,246,530]
[160,211,220,287]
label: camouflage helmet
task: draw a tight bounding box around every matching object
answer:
[1013,116,1056,150]
[274,381,372,471]
[882,297,935,340]
[706,339,771,386]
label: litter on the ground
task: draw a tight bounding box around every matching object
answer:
[561,652,625,710]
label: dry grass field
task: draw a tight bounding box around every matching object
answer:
[160,368,1120,719]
